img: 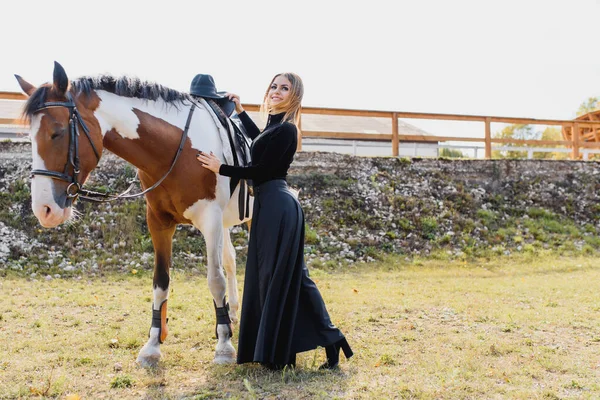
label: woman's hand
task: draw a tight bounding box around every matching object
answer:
[196,151,222,174]
[225,92,244,114]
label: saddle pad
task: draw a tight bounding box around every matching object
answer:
[192,97,237,166]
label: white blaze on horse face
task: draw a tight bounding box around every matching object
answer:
[30,114,45,172]
[30,115,52,208]
[29,114,71,227]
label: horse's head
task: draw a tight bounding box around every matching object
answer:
[16,62,104,228]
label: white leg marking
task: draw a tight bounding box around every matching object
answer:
[214,324,237,364]
[204,219,236,363]
[203,214,227,306]
[222,230,239,323]
[137,287,168,367]
[186,201,236,364]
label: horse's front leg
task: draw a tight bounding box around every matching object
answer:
[198,211,236,364]
[222,229,239,324]
[137,211,176,368]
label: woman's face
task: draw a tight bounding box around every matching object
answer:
[268,75,292,106]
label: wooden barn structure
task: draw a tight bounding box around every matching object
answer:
[563,109,600,145]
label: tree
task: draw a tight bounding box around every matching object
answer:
[535,127,567,160]
[574,96,600,160]
[576,97,599,116]
[492,124,536,159]
[492,124,567,160]
[439,148,465,158]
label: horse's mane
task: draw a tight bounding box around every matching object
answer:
[72,75,190,104]
[23,75,190,120]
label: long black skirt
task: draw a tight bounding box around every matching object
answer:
[237,179,345,365]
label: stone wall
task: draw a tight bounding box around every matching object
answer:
[2,142,600,275]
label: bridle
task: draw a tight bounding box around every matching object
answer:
[30,92,100,205]
[30,91,195,203]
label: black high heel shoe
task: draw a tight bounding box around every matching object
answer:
[319,337,353,369]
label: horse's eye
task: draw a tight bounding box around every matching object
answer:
[50,130,64,140]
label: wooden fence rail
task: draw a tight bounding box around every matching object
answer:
[3,91,600,159]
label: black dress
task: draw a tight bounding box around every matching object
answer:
[219,112,345,366]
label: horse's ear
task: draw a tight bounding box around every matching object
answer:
[53,61,69,96]
[14,75,36,97]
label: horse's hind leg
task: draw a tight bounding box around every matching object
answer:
[137,211,176,368]
[222,229,239,324]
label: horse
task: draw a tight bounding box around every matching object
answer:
[15,62,252,367]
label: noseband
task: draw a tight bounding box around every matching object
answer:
[30,92,100,204]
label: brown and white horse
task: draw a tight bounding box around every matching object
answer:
[16,62,251,366]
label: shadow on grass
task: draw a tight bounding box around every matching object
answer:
[179,362,352,399]
[143,363,168,399]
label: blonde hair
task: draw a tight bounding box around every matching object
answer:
[260,72,304,127]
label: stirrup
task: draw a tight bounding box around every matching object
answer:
[214,297,233,339]
[150,299,168,344]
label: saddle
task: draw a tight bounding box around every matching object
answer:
[209,97,237,118]
[196,97,252,221]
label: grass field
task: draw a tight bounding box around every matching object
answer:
[1,254,599,399]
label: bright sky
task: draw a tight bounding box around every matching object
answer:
[2,0,599,128]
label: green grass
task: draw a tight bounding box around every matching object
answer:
[1,254,600,399]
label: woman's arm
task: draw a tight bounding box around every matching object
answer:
[226,92,261,139]
[237,111,261,139]
[197,124,297,180]
[219,125,296,179]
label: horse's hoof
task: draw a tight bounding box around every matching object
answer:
[136,354,160,368]
[213,353,236,364]
[137,344,161,368]
[214,343,236,364]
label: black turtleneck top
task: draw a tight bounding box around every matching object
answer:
[219,111,298,187]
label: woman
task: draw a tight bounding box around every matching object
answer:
[197,73,353,370]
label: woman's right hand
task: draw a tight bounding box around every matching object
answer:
[225,92,244,114]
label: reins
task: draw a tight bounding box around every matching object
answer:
[30,92,196,203]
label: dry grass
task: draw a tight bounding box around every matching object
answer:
[1,254,600,399]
